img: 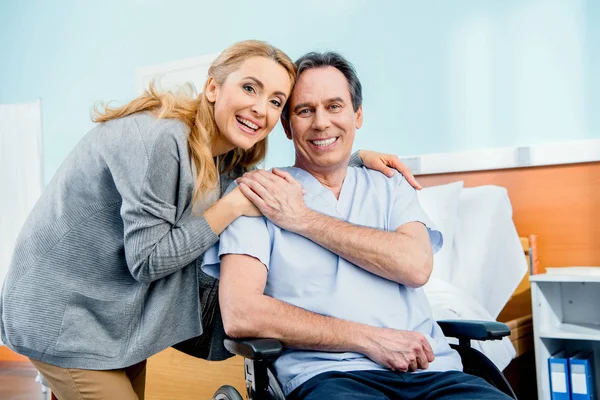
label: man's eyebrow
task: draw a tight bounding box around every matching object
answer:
[293,102,313,113]
[325,97,346,104]
[243,76,287,99]
[293,97,346,113]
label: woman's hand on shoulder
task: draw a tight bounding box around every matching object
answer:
[358,150,422,190]
[236,168,309,231]
[203,187,262,235]
[225,186,262,217]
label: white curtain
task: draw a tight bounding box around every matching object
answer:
[0,100,43,291]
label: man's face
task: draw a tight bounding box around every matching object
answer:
[286,66,362,172]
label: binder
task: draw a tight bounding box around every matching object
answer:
[569,351,595,400]
[549,350,571,400]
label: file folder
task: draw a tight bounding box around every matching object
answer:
[569,351,595,400]
[549,350,571,400]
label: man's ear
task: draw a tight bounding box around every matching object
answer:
[281,115,293,140]
[355,105,363,129]
[205,77,219,103]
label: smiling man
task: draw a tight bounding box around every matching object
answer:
[203,52,511,399]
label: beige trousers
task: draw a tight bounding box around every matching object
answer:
[30,358,147,400]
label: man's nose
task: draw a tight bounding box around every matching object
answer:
[312,108,330,131]
[251,97,267,118]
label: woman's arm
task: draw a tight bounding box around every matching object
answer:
[117,121,259,283]
[123,186,259,283]
[203,187,260,234]
[353,150,421,190]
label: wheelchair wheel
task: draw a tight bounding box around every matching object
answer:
[213,385,244,400]
[267,367,286,400]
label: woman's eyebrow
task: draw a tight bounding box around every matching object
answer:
[243,76,287,99]
[243,76,264,89]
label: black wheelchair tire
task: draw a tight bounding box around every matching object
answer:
[213,385,244,400]
[267,367,286,400]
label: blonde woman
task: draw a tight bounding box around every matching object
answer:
[1,40,417,400]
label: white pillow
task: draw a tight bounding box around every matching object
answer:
[450,186,528,318]
[417,181,464,281]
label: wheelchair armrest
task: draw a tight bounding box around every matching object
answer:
[437,320,511,341]
[224,338,283,361]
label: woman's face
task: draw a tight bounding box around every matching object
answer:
[206,56,293,154]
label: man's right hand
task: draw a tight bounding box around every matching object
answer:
[358,326,435,372]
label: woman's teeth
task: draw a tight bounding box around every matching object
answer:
[236,117,258,131]
[311,138,337,147]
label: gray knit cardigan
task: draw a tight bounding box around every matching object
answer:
[0,112,363,369]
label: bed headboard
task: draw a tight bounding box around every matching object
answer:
[417,161,600,275]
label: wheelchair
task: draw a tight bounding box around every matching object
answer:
[213,320,518,400]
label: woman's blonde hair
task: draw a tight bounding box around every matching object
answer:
[94,40,296,205]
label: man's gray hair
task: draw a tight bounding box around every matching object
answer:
[282,51,363,122]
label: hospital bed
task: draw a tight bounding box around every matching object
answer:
[417,181,535,398]
[419,181,539,398]
[418,182,533,361]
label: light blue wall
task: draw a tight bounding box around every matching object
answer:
[1,0,598,183]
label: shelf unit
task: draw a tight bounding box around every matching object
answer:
[530,273,600,399]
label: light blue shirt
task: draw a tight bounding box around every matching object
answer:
[203,166,462,395]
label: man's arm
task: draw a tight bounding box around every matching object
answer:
[237,169,434,287]
[293,218,433,288]
[219,253,362,350]
[218,253,434,371]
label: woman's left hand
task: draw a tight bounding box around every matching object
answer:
[237,168,310,232]
[359,150,422,190]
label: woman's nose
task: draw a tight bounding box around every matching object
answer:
[251,97,267,117]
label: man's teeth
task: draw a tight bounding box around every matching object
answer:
[311,138,337,147]
[237,117,258,131]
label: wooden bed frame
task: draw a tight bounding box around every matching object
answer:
[500,235,537,357]
[498,235,537,399]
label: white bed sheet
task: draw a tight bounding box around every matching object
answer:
[425,277,516,371]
